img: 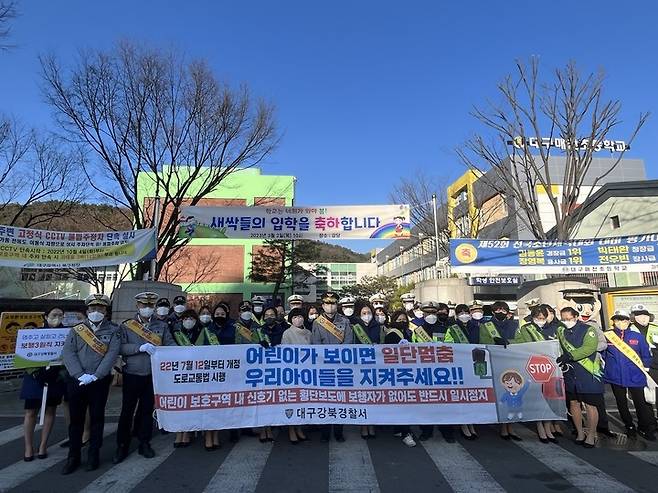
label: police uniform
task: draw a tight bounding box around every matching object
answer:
[339,295,359,325]
[312,292,353,441]
[61,294,121,475]
[251,296,266,325]
[401,292,416,319]
[114,292,175,464]
[369,293,387,310]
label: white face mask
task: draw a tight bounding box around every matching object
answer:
[404,302,415,311]
[323,304,337,315]
[373,303,384,309]
[563,320,577,329]
[199,314,212,324]
[361,314,373,324]
[139,307,154,319]
[533,319,546,327]
[414,310,424,319]
[88,311,104,323]
[183,318,196,330]
[308,313,318,321]
[376,315,387,324]
[458,314,471,323]
[471,312,483,321]
[424,314,438,325]
[635,314,651,326]
[173,304,185,314]
[292,316,305,328]
[253,306,263,314]
[156,306,170,317]
[46,316,62,327]
[343,307,354,317]
[240,311,252,321]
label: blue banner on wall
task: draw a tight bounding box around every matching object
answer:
[450,235,658,274]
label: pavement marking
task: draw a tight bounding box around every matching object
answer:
[79,433,175,493]
[0,424,29,447]
[512,426,634,493]
[420,436,505,493]
[0,423,118,493]
[328,429,379,493]
[630,451,658,467]
[202,432,274,492]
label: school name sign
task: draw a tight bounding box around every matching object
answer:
[151,341,566,430]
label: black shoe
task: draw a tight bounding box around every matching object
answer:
[509,434,523,442]
[112,446,129,464]
[85,453,99,472]
[553,431,564,437]
[229,432,240,444]
[138,442,156,458]
[335,435,345,443]
[575,438,586,445]
[419,433,432,442]
[61,457,80,475]
[599,427,617,438]
[24,455,34,462]
[539,437,549,444]
[639,430,657,441]
[626,426,637,438]
[37,453,48,460]
[548,437,559,444]
[500,434,511,441]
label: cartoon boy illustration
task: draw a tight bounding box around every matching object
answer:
[499,370,530,420]
[393,216,405,236]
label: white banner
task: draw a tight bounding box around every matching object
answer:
[151,341,566,431]
[0,225,156,269]
[178,204,411,240]
[14,328,70,369]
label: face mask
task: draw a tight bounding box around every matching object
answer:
[214,316,226,325]
[449,309,455,318]
[139,307,154,319]
[46,316,62,327]
[414,310,424,319]
[533,319,546,327]
[343,308,354,317]
[199,314,212,324]
[308,314,318,321]
[635,314,651,326]
[292,317,305,328]
[425,314,438,325]
[376,315,387,324]
[563,320,577,329]
[265,316,276,325]
[458,314,471,323]
[88,311,104,323]
[253,306,263,314]
[183,319,196,330]
[472,312,484,321]
[391,321,408,330]
[156,307,169,317]
[361,314,373,324]
[404,302,414,311]
[373,303,384,309]
[438,313,449,322]
[173,304,185,314]
[323,304,337,315]
[494,312,507,321]
[240,311,252,321]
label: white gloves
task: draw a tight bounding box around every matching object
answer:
[399,339,409,345]
[139,343,156,355]
[78,374,97,386]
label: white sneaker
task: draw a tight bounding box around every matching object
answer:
[402,433,417,447]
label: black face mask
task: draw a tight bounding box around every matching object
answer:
[213,316,226,326]
[494,312,507,321]
[390,321,409,331]
[438,313,449,322]
[265,316,277,326]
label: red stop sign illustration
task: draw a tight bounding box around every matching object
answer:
[525,354,556,383]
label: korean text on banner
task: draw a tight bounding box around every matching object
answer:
[178,204,411,240]
[0,312,43,371]
[151,341,566,431]
[0,225,156,269]
[450,234,658,274]
[14,328,70,369]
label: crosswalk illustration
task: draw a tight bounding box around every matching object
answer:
[0,418,656,493]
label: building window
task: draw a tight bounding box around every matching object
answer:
[610,215,621,229]
[455,188,468,205]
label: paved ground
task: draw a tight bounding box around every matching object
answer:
[0,384,657,492]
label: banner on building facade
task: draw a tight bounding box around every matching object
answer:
[0,226,156,269]
[450,234,658,274]
[0,312,44,371]
[178,205,411,240]
[13,328,70,369]
[151,341,565,430]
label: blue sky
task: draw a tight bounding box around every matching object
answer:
[1,1,657,252]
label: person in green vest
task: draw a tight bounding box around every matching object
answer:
[251,296,266,325]
[468,301,506,345]
[631,304,658,392]
[235,301,267,346]
[354,301,379,439]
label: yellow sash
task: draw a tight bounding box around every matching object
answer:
[236,323,258,343]
[317,315,345,343]
[384,328,404,340]
[410,322,432,343]
[74,324,108,356]
[605,331,657,393]
[124,319,162,346]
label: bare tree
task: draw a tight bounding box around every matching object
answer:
[41,41,278,280]
[0,117,85,227]
[0,1,17,50]
[159,247,222,291]
[458,58,649,240]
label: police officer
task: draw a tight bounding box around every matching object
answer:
[631,304,658,420]
[155,298,171,322]
[339,295,359,325]
[61,294,120,475]
[312,292,354,442]
[251,296,266,325]
[113,292,174,464]
[235,300,268,345]
[400,292,416,319]
[369,293,387,311]
[288,294,304,313]
[169,295,187,330]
